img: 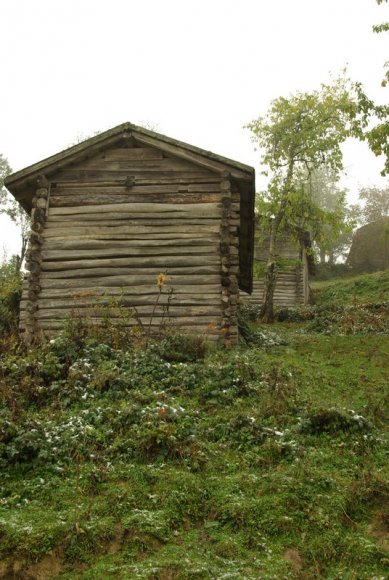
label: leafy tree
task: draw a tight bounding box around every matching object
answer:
[0,154,30,270]
[354,1,389,176]
[355,86,389,175]
[306,167,358,263]
[373,0,389,87]
[246,77,361,322]
[0,153,11,192]
[0,255,22,337]
[358,184,389,223]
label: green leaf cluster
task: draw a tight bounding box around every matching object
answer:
[247,76,361,277]
[0,154,30,266]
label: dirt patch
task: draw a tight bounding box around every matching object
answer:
[106,523,124,555]
[0,553,63,580]
[368,512,389,551]
[0,559,34,579]
[283,548,303,571]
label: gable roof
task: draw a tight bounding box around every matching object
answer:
[5,122,255,208]
[5,122,255,293]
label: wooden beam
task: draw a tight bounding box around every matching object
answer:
[40,274,221,289]
[48,201,221,216]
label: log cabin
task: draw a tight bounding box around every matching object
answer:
[241,224,312,307]
[5,122,255,344]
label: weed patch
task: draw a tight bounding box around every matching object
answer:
[0,292,388,577]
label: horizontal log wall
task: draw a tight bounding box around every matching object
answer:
[241,227,308,307]
[255,236,302,260]
[20,146,240,341]
[240,267,305,307]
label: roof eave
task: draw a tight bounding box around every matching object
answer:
[5,122,254,193]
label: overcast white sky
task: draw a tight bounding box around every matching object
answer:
[1,0,388,257]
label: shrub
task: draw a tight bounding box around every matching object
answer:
[0,257,22,338]
[299,408,372,435]
[275,306,315,322]
[313,262,354,281]
[154,332,209,362]
[238,305,287,346]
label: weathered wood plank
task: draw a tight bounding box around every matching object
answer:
[33,305,221,320]
[42,246,220,272]
[42,233,220,242]
[43,237,219,251]
[22,277,220,311]
[21,306,221,324]
[40,274,221,289]
[50,192,222,207]
[48,202,221,216]
[241,272,302,306]
[38,284,221,298]
[52,183,222,194]
[54,176,222,188]
[41,250,221,264]
[47,210,221,222]
[103,147,163,160]
[21,294,220,310]
[40,265,220,279]
[53,170,217,182]
[43,222,222,234]
[75,157,207,173]
[34,321,222,335]
[133,134,253,181]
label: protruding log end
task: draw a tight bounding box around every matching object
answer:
[36,174,50,187]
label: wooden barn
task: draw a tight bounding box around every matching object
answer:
[5,123,255,344]
[241,224,312,307]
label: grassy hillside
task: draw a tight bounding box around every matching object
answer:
[311,270,389,306]
[0,276,388,579]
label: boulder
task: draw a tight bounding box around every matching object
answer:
[347,218,389,272]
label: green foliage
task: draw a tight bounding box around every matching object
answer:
[300,408,372,435]
[253,260,266,278]
[0,257,22,337]
[275,255,302,270]
[277,272,389,334]
[305,166,358,262]
[246,74,362,321]
[238,304,287,346]
[275,303,389,335]
[311,270,389,305]
[0,283,388,578]
[0,154,30,266]
[154,332,210,363]
[60,297,141,352]
[275,305,316,322]
[44,279,176,354]
[358,184,389,223]
[246,75,360,179]
[373,0,389,87]
[0,153,11,195]
[313,261,354,280]
[355,81,389,176]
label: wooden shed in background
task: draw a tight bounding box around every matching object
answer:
[5,122,255,344]
[241,224,312,307]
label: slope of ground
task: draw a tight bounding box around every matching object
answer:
[0,280,388,578]
[310,270,389,305]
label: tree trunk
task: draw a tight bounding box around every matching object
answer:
[260,157,295,323]
[17,235,28,273]
[261,260,277,322]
